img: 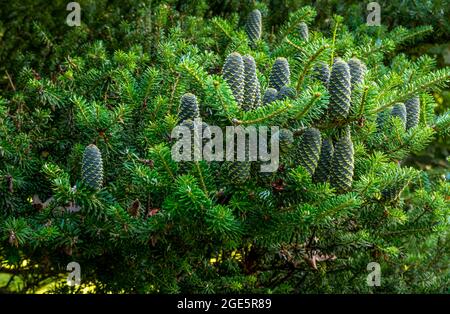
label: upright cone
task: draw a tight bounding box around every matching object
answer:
[391,103,407,129]
[269,57,290,91]
[295,128,322,175]
[405,95,420,130]
[376,109,389,131]
[254,79,261,108]
[81,144,104,190]
[313,138,334,183]
[245,9,262,48]
[179,93,199,122]
[314,61,330,86]
[348,57,366,90]
[328,59,351,121]
[223,52,245,106]
[329,132,354,192]
[276,129,294,153]
[262,88,278,105]
[226,161,251,185]
[277,86,296,101]
[242,55,259,111]
[298,22,309,41]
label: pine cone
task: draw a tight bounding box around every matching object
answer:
[242,55,259,111]
[329,132,354,192]
[276,129,294,153]
[298,22,309,41]
[225,161,251,185]
[277,86,296,101]
[405,95,420,130]
[391,102,407,129]
[295,128,322,175]
[223,52,245,106]
[313,138,334,183]
[328,59,351,121]
[313,61,330,86]
[245,9,262,48]
[181,119,211,155]
[381,186,403,202]
[262,88,278,105]
[348,57,366,90]
[177,120,211,173]
[376,109,389,131]
[179,93,199,122]
[269,57,290,91]
[81,144,104,190]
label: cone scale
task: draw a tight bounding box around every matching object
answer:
[269,57,290,91]
[329,132,354,192]
[81,144,104,190]
[223,52,245,106]
[245,9,262,49]
[295,128,322,175]
[328,59,352,121]
[313,138,334,183]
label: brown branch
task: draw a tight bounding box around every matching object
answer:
[5,70,16,91]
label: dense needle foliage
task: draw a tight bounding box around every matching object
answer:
[0,1,449,293]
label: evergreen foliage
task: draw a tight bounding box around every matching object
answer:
[0,1,449,294]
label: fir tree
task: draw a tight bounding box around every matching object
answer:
[0,2,449,295]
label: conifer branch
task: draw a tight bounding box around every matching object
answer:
[296,45,329,91]
[329,17,341,66]
[357,85,369,118]
[194,162,209,196]
[235,102,293,125]
[292,92,322,123]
